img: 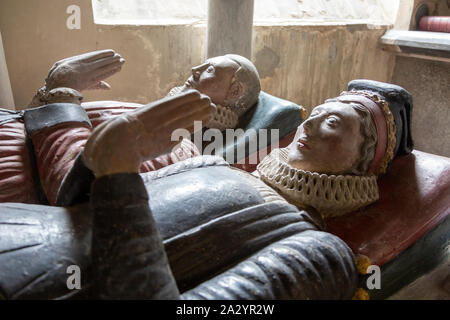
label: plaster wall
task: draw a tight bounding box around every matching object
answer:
[253,24,394,111]
[0,0,395,113]
[392,56,450,157]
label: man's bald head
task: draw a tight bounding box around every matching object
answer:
[183,54,261,117]
[224,54,261,116]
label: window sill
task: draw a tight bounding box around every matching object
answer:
[93,18,390,29]
[381,30,450,62]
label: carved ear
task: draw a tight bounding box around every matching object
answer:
[226,81,244,102]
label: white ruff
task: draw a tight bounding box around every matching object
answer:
[257,148,379,217]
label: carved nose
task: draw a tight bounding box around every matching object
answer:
[192,67,201,79]
[302,118,313,135]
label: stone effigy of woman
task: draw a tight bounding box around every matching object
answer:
[0,73,413,299]
[257,79,413,218]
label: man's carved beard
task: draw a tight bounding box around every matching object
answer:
[205,103,238,131]
[167,85,239,131]
[183,78,195,90]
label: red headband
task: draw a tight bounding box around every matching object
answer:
[336,94,387,174]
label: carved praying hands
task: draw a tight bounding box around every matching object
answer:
[45,49,125,92]
[82,90,214,177]
[28,49,126,108]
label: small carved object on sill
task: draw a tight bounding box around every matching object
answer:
[419,16,450,33]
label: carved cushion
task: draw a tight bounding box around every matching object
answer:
[227,91,304,171]
[326,150,450,267]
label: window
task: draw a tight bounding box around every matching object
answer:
[92,0,399,26]
[91,0,207,25]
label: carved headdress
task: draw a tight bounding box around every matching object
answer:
[347,79,414,166]
[257,80,414,217]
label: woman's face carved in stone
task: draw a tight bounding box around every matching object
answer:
[184,56,239,106]
[287,101,364,175]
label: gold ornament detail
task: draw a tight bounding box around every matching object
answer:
[356,254,371,275]
[352,288,370,300]
[299,106,308,120]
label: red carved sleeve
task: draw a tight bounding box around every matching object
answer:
[31,123,91,205]
[0,121,39,204]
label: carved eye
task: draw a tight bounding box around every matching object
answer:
[206,65,214,73]
[326,116,339,127]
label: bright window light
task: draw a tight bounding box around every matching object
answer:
[91,0,400,26]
